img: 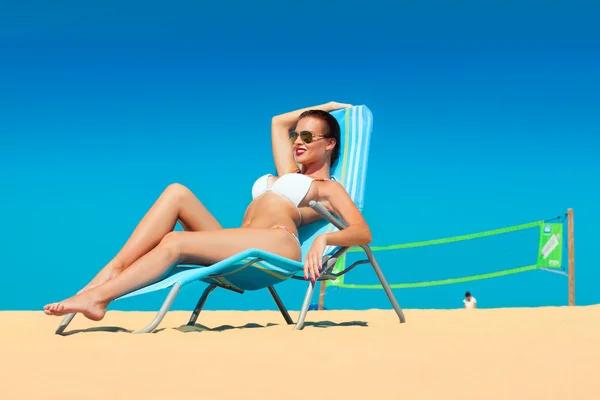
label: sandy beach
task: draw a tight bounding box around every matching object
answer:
[1,306,599,399]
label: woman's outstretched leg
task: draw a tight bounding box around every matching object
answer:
[79,183,222,293]
[44,227,301,321]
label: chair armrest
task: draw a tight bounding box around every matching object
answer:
[309,200,374,257]
[309,200,348,230]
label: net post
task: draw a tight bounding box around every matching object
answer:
[318,281,326,310]
[567,208,575,306]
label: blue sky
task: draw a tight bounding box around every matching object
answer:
[0,1,598,311]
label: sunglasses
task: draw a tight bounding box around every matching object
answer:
[289,130,327,144]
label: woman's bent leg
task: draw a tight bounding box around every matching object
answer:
[79,183,222,293]
[45,228,301,321]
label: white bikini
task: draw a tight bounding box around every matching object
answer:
[251,172,329,243]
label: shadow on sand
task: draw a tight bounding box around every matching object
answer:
[57,320,368,335]
[167,319,368,333]
[58,326,133,336]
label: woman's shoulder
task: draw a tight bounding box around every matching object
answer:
[317,178,346,195]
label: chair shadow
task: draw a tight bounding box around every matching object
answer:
[303,320,368,328]
[163,322,280,333]
[58,326,133,336]
[58,320,368,336]
[169,319,368,333]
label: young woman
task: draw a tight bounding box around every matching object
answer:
[44,101,372,321]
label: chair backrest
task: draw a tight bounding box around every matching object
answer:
[297,105,373,258]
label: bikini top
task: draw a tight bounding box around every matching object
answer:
[251,173,331,223]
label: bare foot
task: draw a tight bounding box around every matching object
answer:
[44,292,108,321]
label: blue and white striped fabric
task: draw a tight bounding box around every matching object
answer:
[118,105,373,298]
[331,104,372,211]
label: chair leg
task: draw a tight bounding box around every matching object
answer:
[55,312,77,335]
[293,280,316,330]
[307,200,405,323]
[187,284,217,326]
[362,245,406,323]
[267,286,294,325]
[134,282,181,334]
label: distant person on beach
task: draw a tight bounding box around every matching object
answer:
[463,291,477,309]
[44,101,373,322]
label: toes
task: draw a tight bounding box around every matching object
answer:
[43,302,63,314]
[44,303,59,315]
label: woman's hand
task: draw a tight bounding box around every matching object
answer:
[304,234,328,282]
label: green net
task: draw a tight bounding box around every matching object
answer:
[328,219,564,290]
